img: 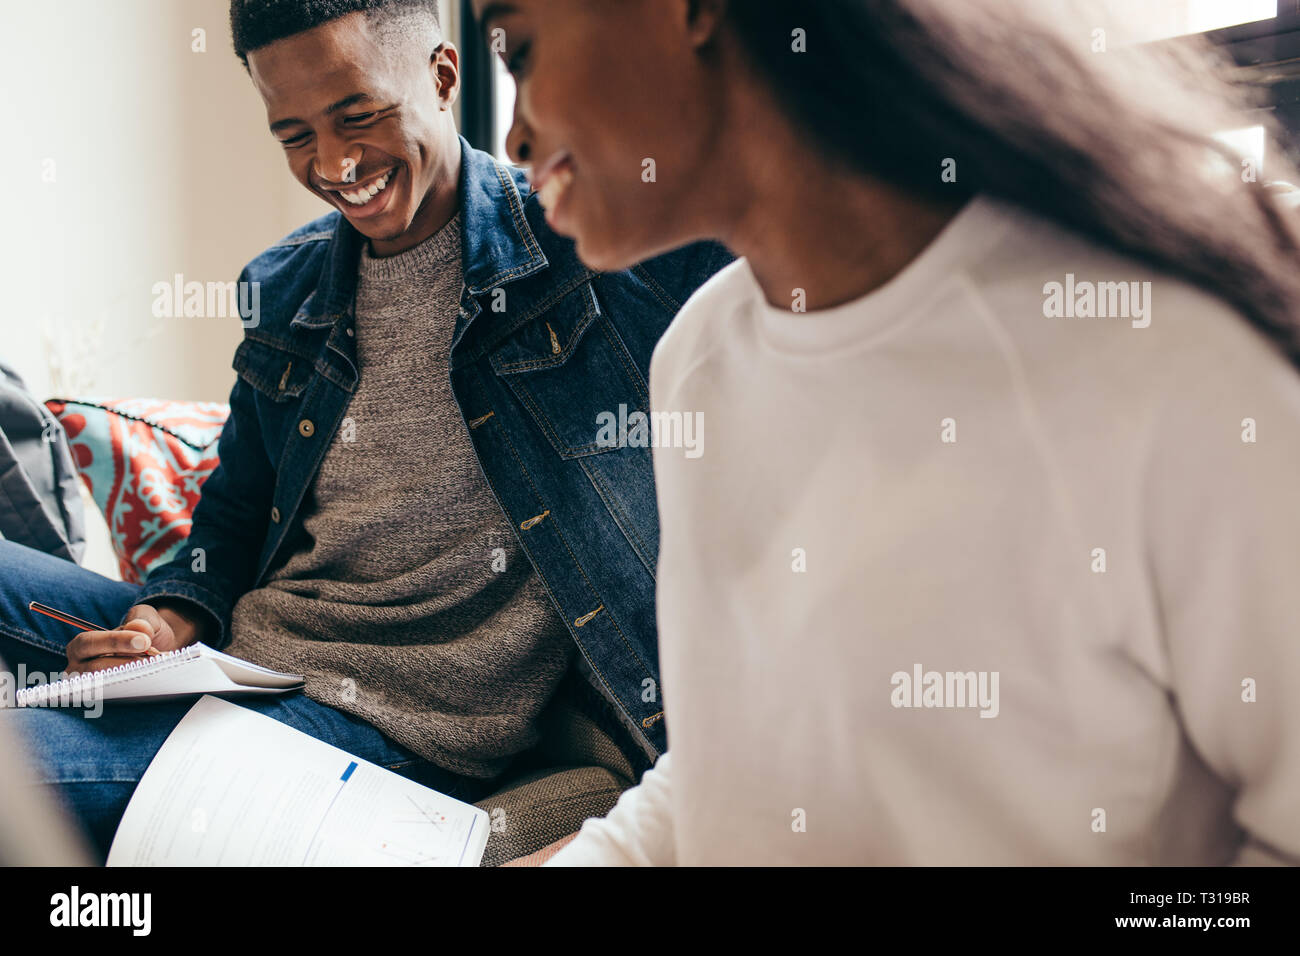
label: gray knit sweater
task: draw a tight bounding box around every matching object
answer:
[227,213,574,778]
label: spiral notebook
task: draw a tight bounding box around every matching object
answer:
[15,643,304,707]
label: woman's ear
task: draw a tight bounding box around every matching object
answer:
[682,0,728,49]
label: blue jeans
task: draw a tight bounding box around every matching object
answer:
[0,540,488,863]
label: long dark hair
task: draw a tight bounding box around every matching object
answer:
[725,0,1300,364]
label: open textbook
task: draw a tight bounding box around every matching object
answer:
[107,695,490,867]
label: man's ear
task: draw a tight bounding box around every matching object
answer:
[432,40,461,110]
[682,0,728,49]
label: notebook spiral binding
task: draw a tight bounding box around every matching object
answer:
[15,645,203,707]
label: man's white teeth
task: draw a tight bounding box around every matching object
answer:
[340,171,392,206]
[537,167,574,212]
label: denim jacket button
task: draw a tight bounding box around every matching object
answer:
[298,419,315,438]
[270,506,281,523]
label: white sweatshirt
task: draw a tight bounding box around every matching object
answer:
[549,196,1300,866]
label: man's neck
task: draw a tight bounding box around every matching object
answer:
[369,140,463,258]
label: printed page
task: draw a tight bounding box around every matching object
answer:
[107,695,489,867]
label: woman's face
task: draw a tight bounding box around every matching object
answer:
[472,0,726,271]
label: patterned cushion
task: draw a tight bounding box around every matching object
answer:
[44,398,229,583]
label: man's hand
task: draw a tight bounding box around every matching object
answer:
[65,602,208,674]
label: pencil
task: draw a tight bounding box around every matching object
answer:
[28,602,164,655]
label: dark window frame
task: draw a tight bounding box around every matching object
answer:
[459,0,497,154]
[1163,5,1300,172]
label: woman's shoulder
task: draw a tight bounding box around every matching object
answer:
[966,197,1293,385]
[649,257,756,403]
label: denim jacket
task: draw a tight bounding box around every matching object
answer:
[135,137,731,762]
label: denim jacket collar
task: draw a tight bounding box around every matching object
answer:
[290,135,549,332]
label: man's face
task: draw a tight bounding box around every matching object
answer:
[248,12,460,254]
[473,0,723,271]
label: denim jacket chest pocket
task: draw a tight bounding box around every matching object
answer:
[489,282,650,460]
[231,333,327,471]
[232,333,316,402]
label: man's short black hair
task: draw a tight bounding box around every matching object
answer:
[230,0,441,67]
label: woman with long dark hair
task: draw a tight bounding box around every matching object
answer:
[476,0,1300,864]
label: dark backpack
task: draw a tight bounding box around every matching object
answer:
[0,362,85,563]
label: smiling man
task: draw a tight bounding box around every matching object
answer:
[0,0,729,862]
[250,1,462,254]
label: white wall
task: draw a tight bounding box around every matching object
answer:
[0,0,456,578]
[1,0,455,405]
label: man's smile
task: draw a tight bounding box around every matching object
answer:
[319,166,401,217]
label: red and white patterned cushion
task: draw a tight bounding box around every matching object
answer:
[44,398,229,583]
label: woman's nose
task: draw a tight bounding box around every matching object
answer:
[505,109,533,166]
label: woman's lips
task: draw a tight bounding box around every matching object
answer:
[529,150,575,213]
[537,166,575,214]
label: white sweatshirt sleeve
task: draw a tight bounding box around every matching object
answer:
[1145,336,1300,865]
[544,751,677,866]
